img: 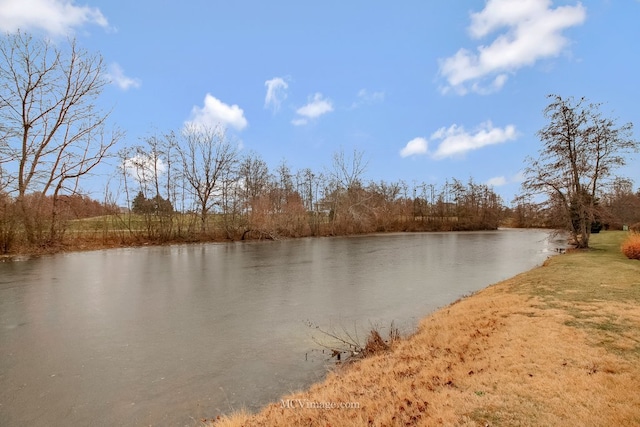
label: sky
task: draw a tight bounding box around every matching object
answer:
[1,0,639,204]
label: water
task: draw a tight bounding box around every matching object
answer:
[0,229,559,426]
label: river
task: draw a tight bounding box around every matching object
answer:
[0,229,561,426]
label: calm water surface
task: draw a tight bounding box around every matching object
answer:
[0,229,560,426]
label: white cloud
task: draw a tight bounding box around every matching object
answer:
[0,0,109,36]
[511,170,526,183]
[487,171,526,187]
[264,77,288,112]
[186,94,248,131]
[430,121,517,159]
[106,63,141,91]
[291,118,308,126]
[295,93,333,120]
[400,137,428,158]
[123,154,166,186]
[351,89,385,108]
[487,176,507,187]
[439,0,586,94]
[358,89,385,102]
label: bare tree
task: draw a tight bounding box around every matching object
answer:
[324,148,369,231]
[300,168,327,230]
[274,159,294,212]
[523,95,638,248]
[0,32,121,244]
[330,148,368,190]
[126,135,178,239]
[178,124,238,233]
[602,177,640,228]
[238,151,269,215]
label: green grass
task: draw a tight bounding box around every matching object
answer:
[66,212,233,231]
[512,231,640,303]
[509,231,640,358]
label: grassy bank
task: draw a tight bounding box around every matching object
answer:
[211,231,640,426]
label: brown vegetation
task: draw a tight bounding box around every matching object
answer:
[3,168,638,257]
[306,321,401,364]
[0,174,506,255]
[211,232,640,426]
[621,233,640,260]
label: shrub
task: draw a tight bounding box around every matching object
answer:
[621,233,640,260]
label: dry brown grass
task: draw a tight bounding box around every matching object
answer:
[210,231,640,427]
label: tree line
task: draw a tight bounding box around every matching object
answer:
[510,177,640,231]
[110,128,507,243]
[115,129,640,244]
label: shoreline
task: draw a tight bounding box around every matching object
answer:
[211,231,640,426]
[0,227,532,261]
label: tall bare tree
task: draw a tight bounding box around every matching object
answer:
[238,151,269,215]
[327,148,369,231]
[330,148,368,190]
[178,124,238,233]
[122,134,178,239]
[523,95,638,248]
[0,31,121,244]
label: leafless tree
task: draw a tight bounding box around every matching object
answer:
[129,134,177,239]
[601,177,640,228]
[177,124,238,233]
[274,159,294,212]
[326,148,370,231]
[330,148,368,190]
[0,31,121,244]
[238,151,270,215]
[523,95,638,248]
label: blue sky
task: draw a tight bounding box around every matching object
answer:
[1,0,639,203]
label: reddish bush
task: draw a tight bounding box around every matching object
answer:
[621,234,640,260]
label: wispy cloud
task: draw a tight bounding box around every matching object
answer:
[106,63,141,91]
[186,94,248,131]
[264,77,288,113]
[0,0,109,36]
[351,89,385,109]
[431,121,517,159]
[486,176,507,187]
[512,170,525,183]
[399,137,428,158]
[487,171,525,187]
[438,0,586,95]
[401,121,517,159]
[291,93,333,126]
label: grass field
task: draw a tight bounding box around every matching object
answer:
[0,213,228,256]
[210,231,640,426]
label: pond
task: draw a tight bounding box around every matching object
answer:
[0,229,560,426]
